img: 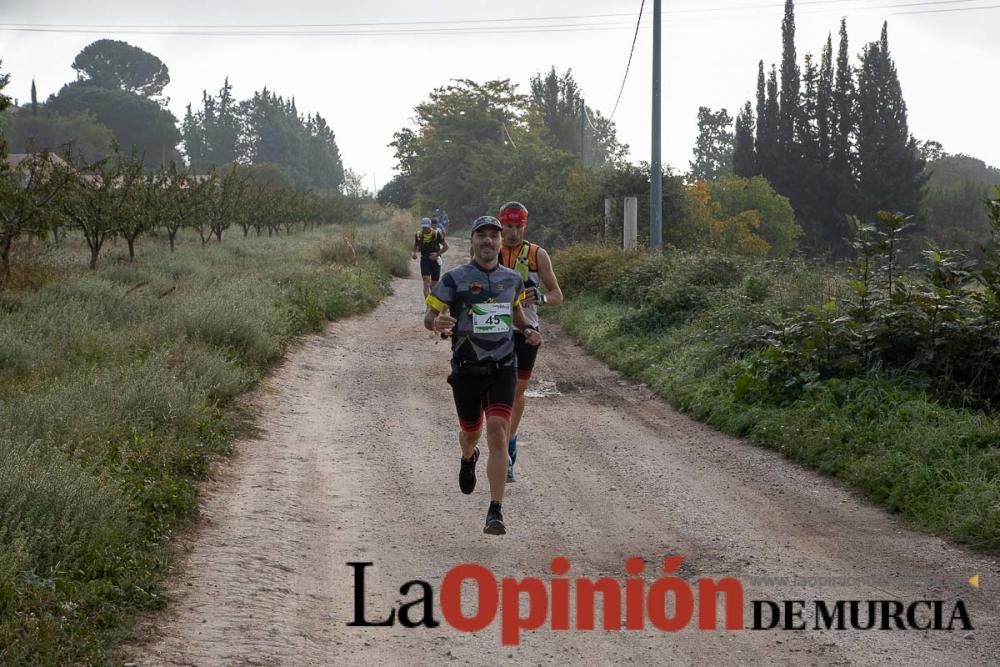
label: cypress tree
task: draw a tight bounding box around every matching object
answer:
[799,53,819,162]
[817,34,834,162]
[733,101,756,178]
[30,79,38,116]
[831,18,854,194]
[762,65,780,182]
[855,22,927,219]
[778,0,800,165]
[754,60,767,175]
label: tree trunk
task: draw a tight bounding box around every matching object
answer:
[1,235,12,280]
[89,243,101,270]
[168,228,177,252]
[127,235,137,261]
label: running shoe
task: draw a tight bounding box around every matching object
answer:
[459,447,480,495]
[483,504,506,535]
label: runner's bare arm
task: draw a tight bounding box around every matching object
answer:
[513,303,542,347]
[536,248,564,305]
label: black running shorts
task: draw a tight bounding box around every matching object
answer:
[420,257,441,281]
[447,365,516,433]
[513,331,540,381]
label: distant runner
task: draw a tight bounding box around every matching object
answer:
[412,217,448,299]
[424,215,542,535]
[497,201,564,482]
[434,208,450,237]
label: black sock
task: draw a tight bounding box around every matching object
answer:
[489,501,502,512]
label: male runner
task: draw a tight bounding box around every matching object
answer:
[424,215,542,535]
[412,216,448,299]
[497,201,564,482]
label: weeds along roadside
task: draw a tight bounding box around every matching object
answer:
[0,218,410,665]
[548,242,1000,552]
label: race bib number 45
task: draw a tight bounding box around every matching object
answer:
[471,302,512,334]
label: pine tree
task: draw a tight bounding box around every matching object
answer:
[733,101,756,178]
[30,79,38,116]
[855,22,927,219]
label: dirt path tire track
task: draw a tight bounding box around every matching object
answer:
[129,262,1000,666]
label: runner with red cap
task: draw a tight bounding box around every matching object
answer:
[497,201,564,482]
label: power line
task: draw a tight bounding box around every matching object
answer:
[890,2,1000,12]
[608,0,645,124]
[1,0,993,35]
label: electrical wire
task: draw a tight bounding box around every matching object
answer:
[608,0,645,124]
[2,0,994,36]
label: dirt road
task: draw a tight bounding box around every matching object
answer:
[130,261,999,666]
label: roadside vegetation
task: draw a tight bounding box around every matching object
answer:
[0,219,409,665]
[551,190,1000,551]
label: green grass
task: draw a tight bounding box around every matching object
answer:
[549,245,1000,551]
[0,219,410,665]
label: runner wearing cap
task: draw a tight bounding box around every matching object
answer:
[424,215,542,535]
[497,201,564,482]
[413,216,448,299]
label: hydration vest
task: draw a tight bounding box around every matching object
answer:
[500,242,540,287]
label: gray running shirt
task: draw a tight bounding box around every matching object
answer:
[427,261,525,363]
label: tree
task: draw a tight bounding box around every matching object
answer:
[817,34,834,164]
[855,23,927,219]
[376,173,414,208]
[4,111,115,162]
[918,153,1000,255]
[758,64,780,181]
[183,78,243,172]
[160,162,211,252]
[919,140,945,163]
[0,151,70,278]
[47,82,181,168]
[30,80,38,116]
[204,163,246,243]
[241,162,294,236]
[58,148,144,269]
[71,39,170,98]
[396,78,526,221]
[528,67,626,168]
[305,112,344,190]
[0,60,11,117]
[831,18,855,209]
[710,175,801,257]
[778,0,801,171]
[733,102,756,178]
[689,106,734,182]
[0,60,11,156]
[122,169,175,260]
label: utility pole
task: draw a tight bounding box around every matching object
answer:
[650,0,663,249]
[580,97,586,165]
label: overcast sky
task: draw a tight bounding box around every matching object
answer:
[2,0,998,191]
